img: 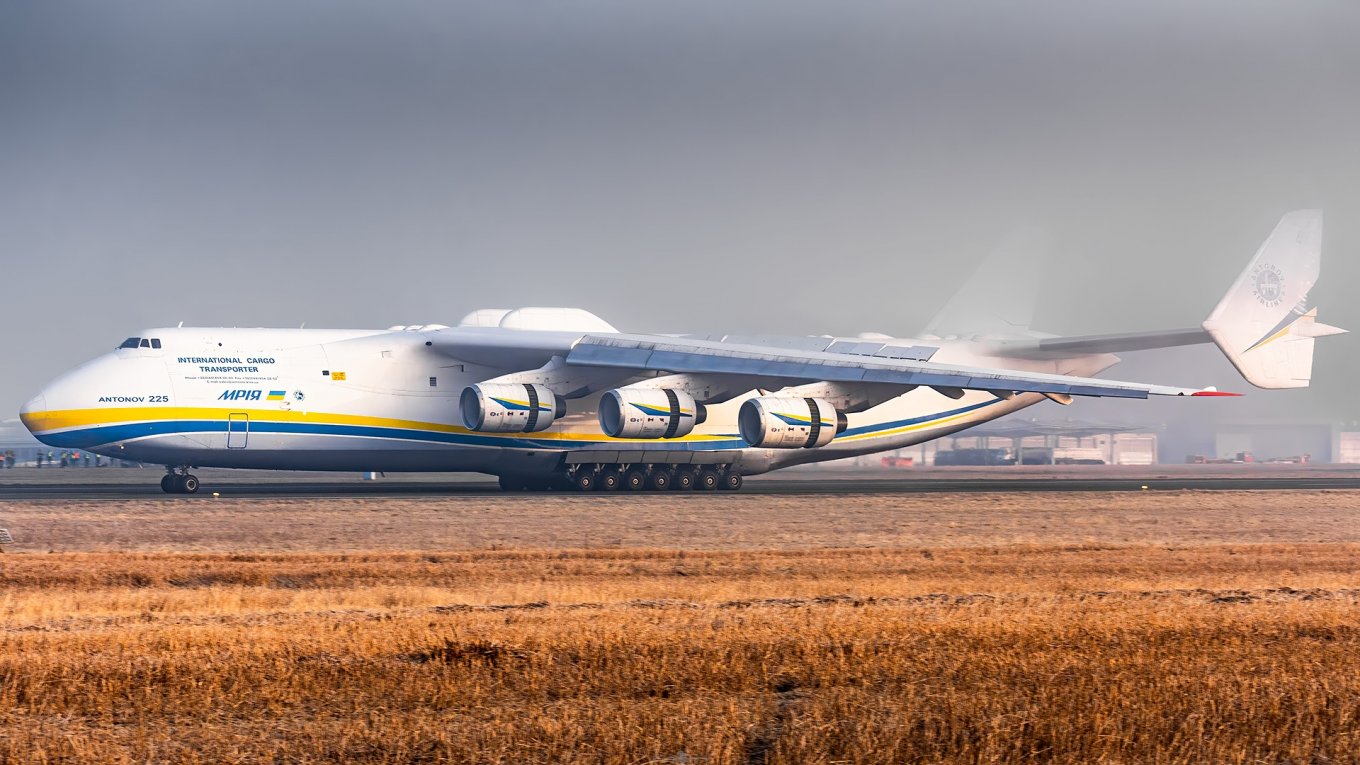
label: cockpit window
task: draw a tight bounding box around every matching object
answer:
[117,337,162,349]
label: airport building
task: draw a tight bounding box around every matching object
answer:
[918,423,1158,467]
[860,418,1360,468]
[1161,417,1359,465]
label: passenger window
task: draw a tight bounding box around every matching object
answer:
[119,338,140,349]
[150,339,162,349]
[139,339,151,348]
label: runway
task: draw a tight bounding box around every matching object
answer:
[6,475,1360,500]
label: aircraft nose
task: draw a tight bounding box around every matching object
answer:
[19,391,47,435]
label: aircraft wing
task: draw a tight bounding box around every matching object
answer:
[565,334,1234,400]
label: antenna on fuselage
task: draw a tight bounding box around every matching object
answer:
[177,321,184,328]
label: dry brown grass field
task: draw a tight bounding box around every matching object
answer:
[1,489,1359,763]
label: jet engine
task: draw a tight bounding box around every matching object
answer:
[738,396,847,449]
[460,383,565,433]
[599,388,706,439]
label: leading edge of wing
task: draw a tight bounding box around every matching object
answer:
[566,334,1234,400]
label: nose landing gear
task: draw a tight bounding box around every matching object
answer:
[161,468,200,494]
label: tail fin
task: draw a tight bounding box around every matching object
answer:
[923,227,1049,338]
[1202,210,1345,388]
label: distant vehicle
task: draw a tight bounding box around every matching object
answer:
[1263,454,1310,464]
[1186,451,1275,464]
[935,448,1016,467]
[880,456,915,468]
[19,212,1344,493]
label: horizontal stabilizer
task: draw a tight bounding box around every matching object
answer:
[991,328,1212,360]
[992,210,1344,389]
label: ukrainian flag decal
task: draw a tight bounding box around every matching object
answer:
[267,390,286,401]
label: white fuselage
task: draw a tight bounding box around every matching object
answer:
[19,326,1117,476]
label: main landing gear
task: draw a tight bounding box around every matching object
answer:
[499,464,743,493]
[161,467,200,494]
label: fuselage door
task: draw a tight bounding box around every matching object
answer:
[227,413,249,449]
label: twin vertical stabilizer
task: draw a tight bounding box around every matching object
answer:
[1202,210,1345,389]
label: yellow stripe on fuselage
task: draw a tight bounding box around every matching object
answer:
[20,406,736,443]
[23,406,456,434]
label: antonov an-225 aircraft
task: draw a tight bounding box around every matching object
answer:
[19,211,1344,493]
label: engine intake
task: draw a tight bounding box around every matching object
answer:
[599,388,706,439]
[460,383,565,433]
[738,397,846,449]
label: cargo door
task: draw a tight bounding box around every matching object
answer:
[227,413,249,449]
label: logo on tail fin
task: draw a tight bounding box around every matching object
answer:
[1251,263,1284,307]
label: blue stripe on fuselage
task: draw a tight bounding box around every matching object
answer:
[36,398,1007,451]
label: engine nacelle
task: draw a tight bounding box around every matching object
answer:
[460,383,565,433]
[599,388,706,439]
[738,397,847,449]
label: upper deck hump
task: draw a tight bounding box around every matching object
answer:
[132,327,392,351]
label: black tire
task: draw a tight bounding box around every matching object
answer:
[498,475,525,492]
[180,474,200,494]
[719,472,743,491]
[672,469,696,491]
[597,471,621,491]
[648,470,672,491]
[160,474,176,493]
[623,469,648,491]
[572,471,596,492]
[697,469,721,491]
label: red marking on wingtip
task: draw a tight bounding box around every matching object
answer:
[1191,390,1244,397]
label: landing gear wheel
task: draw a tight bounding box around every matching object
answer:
[671,469,696,491]
[623,469,648,491]
[160,474,176,493]
[572,472,596,492]
[498,475,526,492]
[597,471,621,491]
[648,470,672,491]
[696,469,721,491]
[719,472,743,491]
[180,474,200,494]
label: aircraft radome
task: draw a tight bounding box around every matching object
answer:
[20,211,1345,493]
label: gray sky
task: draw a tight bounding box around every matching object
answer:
[3,0,1357,427]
